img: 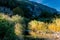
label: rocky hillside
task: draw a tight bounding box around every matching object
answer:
[18,1,57,17]
[0,0,58,18]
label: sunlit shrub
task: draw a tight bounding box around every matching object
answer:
[28,20,48,38]
[0,13,25,23]
[0,14,24,40]
[11,15,24,23]
[0,14,16,40]
[0,13,11,20]
[14,23,24,39]
[14,23,24,36]
[48,18,60,32]
[10,15,25,40]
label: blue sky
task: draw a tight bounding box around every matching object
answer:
[30,0,60,11]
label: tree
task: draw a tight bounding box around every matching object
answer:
[40,11,53,18]
[13,7,24,17]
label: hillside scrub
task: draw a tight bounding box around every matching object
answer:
[28,19,60,38]
[28,20,48,38]
[0,13,25,40]
[48,18,60,32]
[0,13,60,40]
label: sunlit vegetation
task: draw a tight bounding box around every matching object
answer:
[15,23,23,36]
[14,23,24,40]
[0,13,60,40]
[0,16,15,40]
[28,20,48,38]
[0,13,11,20]
[48,18,60,32]
[0,13,25,40]
[29,20,47,32]
[11,15,24,23]
[28,19,60,39]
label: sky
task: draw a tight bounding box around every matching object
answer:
[30,0,60,11]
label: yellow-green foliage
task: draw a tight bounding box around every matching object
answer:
[0,13,24,23]
[0,13,24,40]
[0,13,11,20]
[28,19,60,38]
[1,13,60,39]
[48,18,60,32]
[28,20,48,37]
[29,20,47,31]
[11,15,24,23]
[14,23,24,36]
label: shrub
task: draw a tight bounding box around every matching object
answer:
[14,23,24,40]
[11,15,24,23]
[0,13,12,21]
[28,20,48,38]
[11,15,25,40]
[13,7,24,16]
[40,11,53,18]
[48,18,60,32]
[0,19,16,40]
[0,14,24,40]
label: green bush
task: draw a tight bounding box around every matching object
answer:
[0,19,16,40]
[13,7,24,17]
[40,11,53,18]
